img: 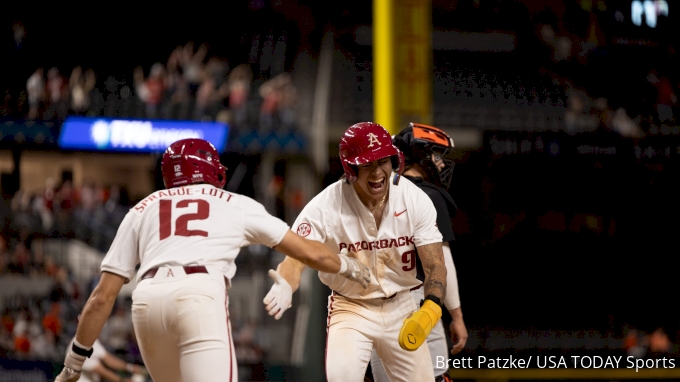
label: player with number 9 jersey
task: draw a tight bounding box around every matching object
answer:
[295,164,441,300]
[263,123,449,382]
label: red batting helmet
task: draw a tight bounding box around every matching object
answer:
[339,122,404,183]
[161,138,227,189]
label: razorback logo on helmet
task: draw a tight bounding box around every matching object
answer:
[297,223,312,237]
[367,132,382,148]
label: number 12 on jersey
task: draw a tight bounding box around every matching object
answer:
[159,199,210,240]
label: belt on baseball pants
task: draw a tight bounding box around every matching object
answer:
[141,265,208,280]
[332,290,397,300]
[332,284,423,300]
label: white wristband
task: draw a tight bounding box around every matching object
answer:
[338,256,348,274]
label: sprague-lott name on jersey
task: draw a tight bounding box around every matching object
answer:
[134,187,233,212]
[338,236,414,253]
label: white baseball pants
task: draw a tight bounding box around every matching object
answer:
[325,290,434,382]
[131,265,237,382]
[370,287,449,380]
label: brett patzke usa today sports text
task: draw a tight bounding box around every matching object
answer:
[437,355,676,372]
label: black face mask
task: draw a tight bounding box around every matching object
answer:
[418,155,454,190]
[437,157,455,190]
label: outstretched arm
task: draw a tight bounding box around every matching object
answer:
[273,231,339,274]
[273,231,370,286]
[265,233,372,320]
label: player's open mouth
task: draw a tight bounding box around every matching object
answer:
[368,177,385,192]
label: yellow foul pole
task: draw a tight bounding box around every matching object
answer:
[374,0,432,135]
[373,0,398,134]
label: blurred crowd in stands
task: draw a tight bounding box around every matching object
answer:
[428,0,679,137]
[528,0,679,136]
[7,178,130,252]
[2,37,299,134]
[3,2,680,138]
[0,175,142,364]
[0,172,141,362]
[0,233,144,364]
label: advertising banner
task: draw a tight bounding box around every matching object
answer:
[58,117,229,153]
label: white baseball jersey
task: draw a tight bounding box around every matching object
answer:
[293,173,442,299]
[100,184,290,284]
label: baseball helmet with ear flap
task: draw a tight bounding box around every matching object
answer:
[392,123,455,189]
[161,138,227,189]
[339,122,404,183]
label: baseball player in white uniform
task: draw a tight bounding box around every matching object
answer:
[55,138,372,382]
[262,122,448,382]
[370,123,468,382]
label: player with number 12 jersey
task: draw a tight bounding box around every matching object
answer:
[101,183,276,286]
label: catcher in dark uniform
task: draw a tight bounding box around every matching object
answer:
[369,123,468,382]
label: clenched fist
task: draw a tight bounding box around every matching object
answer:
[55,367,81,382]
[55,349,86,382]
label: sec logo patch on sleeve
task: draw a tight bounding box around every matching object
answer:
[297,223,312,237]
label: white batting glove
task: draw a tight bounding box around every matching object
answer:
[337,249,372,288]
[55,349,86,382]
[263,269,293,320]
